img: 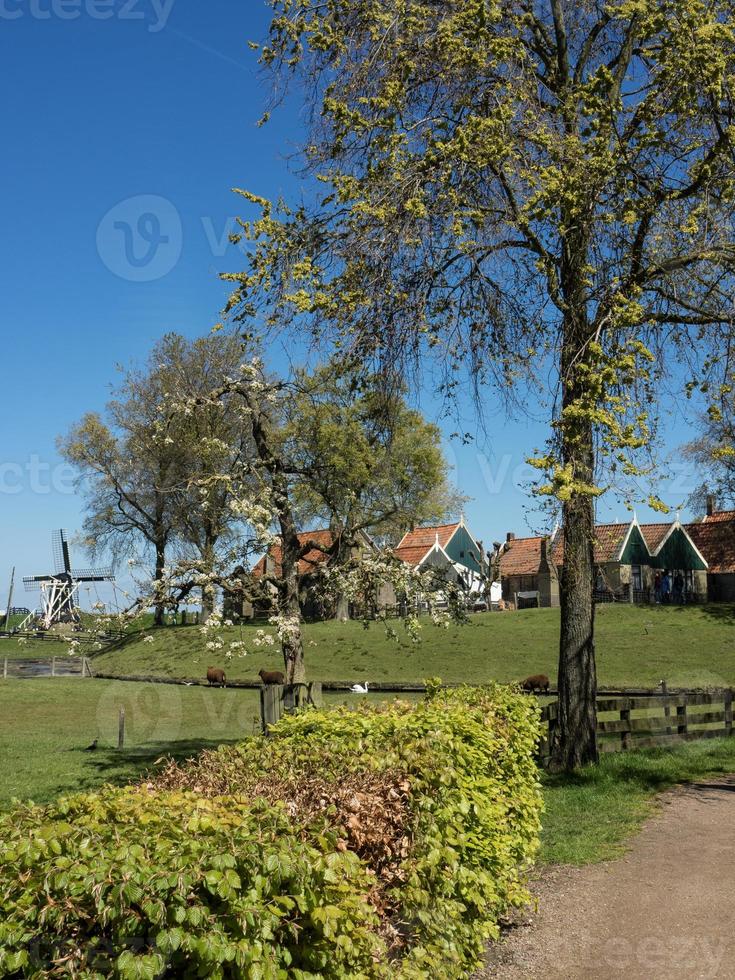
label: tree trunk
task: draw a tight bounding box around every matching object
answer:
[279,543,306,684]
[200,534,217,621]
[153,539,166,627]
[245,391,307,683]
[549,305,599,771]
[550,469,598,770]
[334,593,350,621]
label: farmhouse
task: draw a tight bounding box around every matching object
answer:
[496,532,560,607]
[685,500,735,602]
[394,518,488,596]
[224,529,388,621]
[498,517,709,606]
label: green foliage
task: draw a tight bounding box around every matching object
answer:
[0,687,542,978]
[268,684,543,975]
[0,790,381,979]
[233,0,735,510]
[284,365,461,542]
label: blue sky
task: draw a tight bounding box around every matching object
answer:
[0,1,705,609]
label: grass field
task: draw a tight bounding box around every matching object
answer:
[0,678,402,807]
[66,603,735,689]
[0,679,257,806]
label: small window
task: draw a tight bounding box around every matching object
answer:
[632,565,642,591]
[460,550,465,558]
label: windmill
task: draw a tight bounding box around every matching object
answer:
[23,530,114,629]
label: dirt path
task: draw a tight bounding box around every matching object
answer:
[478,778,735,979]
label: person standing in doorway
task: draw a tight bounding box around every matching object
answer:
[661,570,671,604]
[673,572,685,605]
[653,571,662,604]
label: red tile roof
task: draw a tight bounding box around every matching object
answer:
[685,517,735,574]
[639,523,672,553]
[552,523,630,566]
[501,515,735,576]
[499,537,546,576]
[252,529,336,579]
[592,524,631,562]
[394,522,460,566]
[702,509,735,524]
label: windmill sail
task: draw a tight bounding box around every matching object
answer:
[23,530,115,628]
[53,529,73,575]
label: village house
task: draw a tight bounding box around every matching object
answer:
[224,529,390,622]
[224,519,489,623]
[394,518,488,600]
[495,533,560,608]
[685,498,735,602]
[498,517,710,607]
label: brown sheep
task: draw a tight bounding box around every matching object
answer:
[258,669,285,686]
[206,667,226,688]
[520,674,550,694]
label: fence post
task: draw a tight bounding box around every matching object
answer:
[676,702,688,737]
[260,684,283,734]
[620,700,631,751]
[662,679,672,735]
[118,707,126,750]
[725,690,733,738]
[538,702,557,761]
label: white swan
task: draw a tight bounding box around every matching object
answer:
[350,682,369,694]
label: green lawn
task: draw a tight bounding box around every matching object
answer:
[0,678,256,806]
[87,603,735,689]
[541,738,735,864]
[0,678,402,807]
[0,637,82,661]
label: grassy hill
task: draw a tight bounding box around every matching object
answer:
[87,603,735,689]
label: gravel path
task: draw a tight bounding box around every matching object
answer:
[477,777,735,979]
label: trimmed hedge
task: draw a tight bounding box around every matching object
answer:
[0,684,542,978]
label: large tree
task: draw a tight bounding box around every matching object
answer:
[226,0,735,768]
[153,333,254,619]
[684,363,735,509]
[285,367,461,544]
[60,333,250,623]
[167,357,460,682]
[59,388,183,627]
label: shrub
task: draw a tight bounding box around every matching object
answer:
[0,791,382,979]
[0,684,542,978]
[265,683,544,976]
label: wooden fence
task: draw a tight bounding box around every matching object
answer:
[260,682,323,734]
[541,689,735,757]
[1,657,91,680]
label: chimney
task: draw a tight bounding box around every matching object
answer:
[506,532,515,544]
[706,493,716,517]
